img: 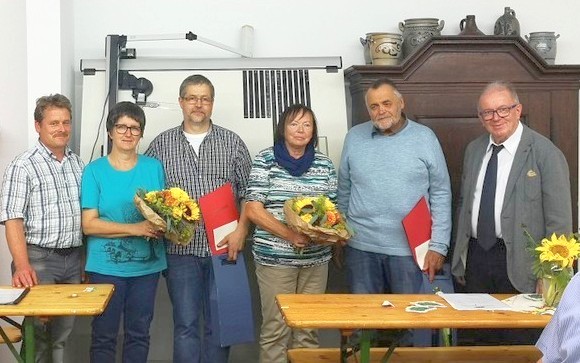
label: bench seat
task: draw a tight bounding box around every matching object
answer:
[287,345,542,363]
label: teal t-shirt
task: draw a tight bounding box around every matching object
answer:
[81,155,167,277]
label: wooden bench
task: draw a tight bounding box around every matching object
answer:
[288,345,542,363]
[0,326,22,344]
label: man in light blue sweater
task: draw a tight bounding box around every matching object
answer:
[338,78,452,298]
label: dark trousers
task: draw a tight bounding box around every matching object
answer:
[459,237,541,345]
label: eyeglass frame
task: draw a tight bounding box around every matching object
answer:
[114,123,142,136]
[181,95,214,105]
[478,103,519,121]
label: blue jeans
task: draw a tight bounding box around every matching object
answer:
[164,254,229,363]
[345,246,422,294]
[17,245,81,363]
[87,272,160,363]
[346,247,423,346]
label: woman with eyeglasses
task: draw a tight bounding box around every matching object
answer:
[245,104,337,363]
[81,101,166,363]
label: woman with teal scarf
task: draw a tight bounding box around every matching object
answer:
[245,104,338,363]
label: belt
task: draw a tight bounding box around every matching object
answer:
[52,246,81,256]
[469,237,505,247]
[30,245,82,256]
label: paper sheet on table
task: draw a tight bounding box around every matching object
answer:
[501,294,545,312]
[438,293,513,311]
[0,287,29,305]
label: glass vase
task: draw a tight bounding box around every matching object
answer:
[542,267,574,308]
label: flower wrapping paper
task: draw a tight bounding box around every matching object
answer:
[283,199,351,244]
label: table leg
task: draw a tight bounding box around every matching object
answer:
[359,330,372,363]
[340,330,352,363]
[21,318,35,363]
[0,325,23,363]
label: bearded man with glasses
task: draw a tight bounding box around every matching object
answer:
[146,74,252,363]
[451,81,572,345]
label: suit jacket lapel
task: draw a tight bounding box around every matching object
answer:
[466,136,488,208]
[502,126,532,210]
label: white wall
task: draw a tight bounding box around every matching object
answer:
[0,1,28,361]
[3,0,580,362]
[71,0,580,66]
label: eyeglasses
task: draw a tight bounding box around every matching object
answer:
[182,96,213,105]
[114,124,142,136]
[478,104,519,121]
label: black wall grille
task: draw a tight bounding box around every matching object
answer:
[242,70,311,128]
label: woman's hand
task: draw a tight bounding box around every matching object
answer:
[288,229,310,248]
[133,220,164,239]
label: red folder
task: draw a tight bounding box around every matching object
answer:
[402,196,432,269]
[199,183,239,256]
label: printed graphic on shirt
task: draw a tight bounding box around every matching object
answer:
[101,204,160,264]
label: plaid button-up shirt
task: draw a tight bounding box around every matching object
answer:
[0,141,84,248]
[145,122,252,257]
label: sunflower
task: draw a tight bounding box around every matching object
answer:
[535,233,580,268]
[293,197,316,213]
[300,213,313,223]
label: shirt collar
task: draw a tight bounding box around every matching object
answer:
[35,139,72,161]
[486,121,523,155]
[371,116,408,137]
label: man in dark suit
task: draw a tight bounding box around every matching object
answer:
[451,81,573,344]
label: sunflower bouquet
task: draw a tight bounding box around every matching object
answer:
[283,195,352,244]
[525,229,580,307]
[134,187,201,246]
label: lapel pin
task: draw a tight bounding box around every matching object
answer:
[527,170,537,177]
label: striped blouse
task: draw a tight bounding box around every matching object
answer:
[246,147,337,267]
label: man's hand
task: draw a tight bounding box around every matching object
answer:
[12,263,38,288]
[423,250,445,283]
[217,226,246,261]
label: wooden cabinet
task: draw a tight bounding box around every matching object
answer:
[345,36,580,230]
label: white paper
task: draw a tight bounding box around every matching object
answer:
[213,220,238,252]
[501,294,544,312]
[0,287,28,305]
[438,293,513,311]
[414,239,430,269]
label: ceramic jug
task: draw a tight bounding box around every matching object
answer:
[459,15,484,36]
[494,7,520,36]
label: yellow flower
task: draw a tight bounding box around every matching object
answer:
[183,201,200,222]
[144,191,158,203]
[169,187,190,203]
[293,197,315,212]
[300,213,313,223]
[536,233,580,268]
[136,187,200,246]
[323,197,337,211]
[171,206,183,220]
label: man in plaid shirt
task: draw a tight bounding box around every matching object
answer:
[0,94,84,363]
[146,74,252,363]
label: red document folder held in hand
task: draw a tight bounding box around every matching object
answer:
[402,196,431,270]
[199,183,239,256]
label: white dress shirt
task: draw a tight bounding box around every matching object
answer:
[471,122,523,238]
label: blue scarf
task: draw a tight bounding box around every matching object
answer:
[273,141,315,177]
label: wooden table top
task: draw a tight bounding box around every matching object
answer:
[0,284,114,316]
[276,293,552,330]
